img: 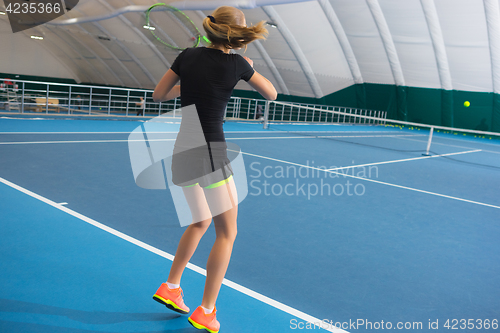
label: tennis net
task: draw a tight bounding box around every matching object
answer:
[249,101,500,170]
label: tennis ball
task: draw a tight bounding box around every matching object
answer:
[464,101,470,107]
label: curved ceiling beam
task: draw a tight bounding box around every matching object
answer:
[19,29,83,83]
[483,0,500,94]
[31,26,93,83]
[420,0,452,90]
[48,1,317,25]
[70,7,141,87]
[170,0,316,10]
[166,10,199,40]
[120,18,172,69]
[149,17,181,49]
[366,0,405,86]
[46,26,108,84]
[195,10,208,19]
[47,25,125,86]
[262,5,323,98]
[93,22,157,86]
[70,27,125,86]
[73,23,138,87]
[97,0,171,70]
[0,11,80,80]
[253,40,290,95]
[318,0,363,84]
[49,5,149,25]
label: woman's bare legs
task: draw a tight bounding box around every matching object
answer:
[201,204,237,309]
[167,217,211,285]
[201,179,238,309]
[167,178,238,310]
[168,185,211,285]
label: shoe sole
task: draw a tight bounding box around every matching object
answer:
[188,317,219,333]
[152,294,189,315]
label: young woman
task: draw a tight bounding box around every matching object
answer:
[151,6,277,333]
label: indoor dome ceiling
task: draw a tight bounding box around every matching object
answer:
[1,0,499,99]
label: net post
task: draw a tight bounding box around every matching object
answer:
[424,126,434,156]
[45,84,49,114]
[263,100,271,129]
[249,99,253,119]
[108,88,112,115]
[126,90,130,116]
[21,82,25,113]
[89,87,93,115]
[67,85,71,114]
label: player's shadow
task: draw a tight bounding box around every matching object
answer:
[0,298,193,332]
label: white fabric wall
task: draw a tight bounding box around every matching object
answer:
[0,0,498,96]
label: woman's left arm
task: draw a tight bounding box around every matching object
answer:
[153,69,180,102]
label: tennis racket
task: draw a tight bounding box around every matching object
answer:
[143,3,209,51]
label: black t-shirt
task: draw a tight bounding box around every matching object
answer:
[171,47,255,143]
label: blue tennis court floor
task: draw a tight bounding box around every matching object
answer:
[1,117,499,332]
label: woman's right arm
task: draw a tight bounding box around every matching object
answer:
[153,69,180,102]
[244,56,277,100]
[248,72,278,101]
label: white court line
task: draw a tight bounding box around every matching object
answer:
[232,150,500,210]
[396,136,500,155]
[0,138,313,145]
[230,134,425,140]
[3,135,497,208]
[0,139,181,145]
[0,176,344,333]
[0,130,331,135]
[317,134,424,138]
[0,134,423,145]
[0,131,270,134]
[440,137,500,148]
[0,131,178,134]
[0,130,409,135]
[264,130,408,133]
[326,149,482,171]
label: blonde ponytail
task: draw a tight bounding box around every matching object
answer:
[202,6,268,50]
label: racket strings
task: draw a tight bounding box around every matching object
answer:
[145,4,203,51]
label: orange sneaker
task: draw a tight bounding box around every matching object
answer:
[152,283,190,314]
[188,306,220,333]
